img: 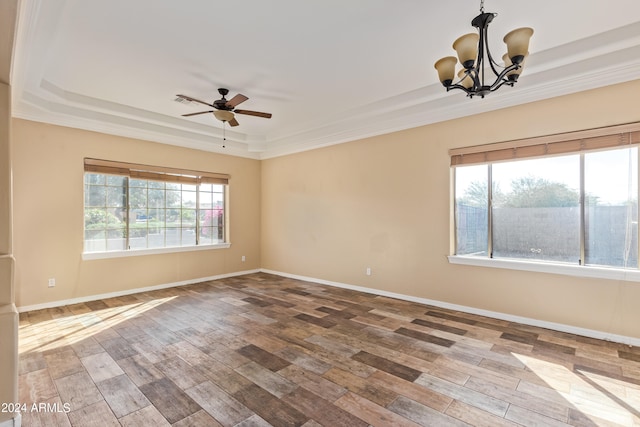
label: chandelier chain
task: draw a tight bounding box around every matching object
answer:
[479,0,484,13]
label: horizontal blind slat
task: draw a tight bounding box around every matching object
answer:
[84,158,230,184]
[450,122,640,167]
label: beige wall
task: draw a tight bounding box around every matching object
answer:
[261,79,640,340]
[12,119,261,308]
[10,80,640,342]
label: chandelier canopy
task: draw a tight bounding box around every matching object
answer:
[434,1,533,98]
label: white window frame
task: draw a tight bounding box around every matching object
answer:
[448,123,640,282]
[82,158,230,260]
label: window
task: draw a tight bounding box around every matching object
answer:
[584,148,638,267]
[452,124,640,270]
[491,155,581,263]
[83,159,228,254]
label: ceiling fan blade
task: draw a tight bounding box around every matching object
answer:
[229,117,239,127]
[226,94,249,108]
[176,94,214,108]
[182,110,214,117]
[234,109,272,119]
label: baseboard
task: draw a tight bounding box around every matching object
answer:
[0,413,21,427]
[260,268,640,347]
[17,269,260,313]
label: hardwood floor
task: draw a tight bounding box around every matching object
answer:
[17,272,640,426]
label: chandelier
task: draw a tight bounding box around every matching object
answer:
[434,0,533,98]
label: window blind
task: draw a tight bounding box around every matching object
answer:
[84,158,230,185]
[449,122,640,166]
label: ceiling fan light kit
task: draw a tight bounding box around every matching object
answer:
[434,0,533,98]
[213,110,234,123]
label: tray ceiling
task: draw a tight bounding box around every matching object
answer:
[12,0,640,159]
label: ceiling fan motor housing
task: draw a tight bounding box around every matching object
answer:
[209,88,228,109]
[214,99,231,110]
[214,88,230,109]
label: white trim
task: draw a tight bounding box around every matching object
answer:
[0,303,18,316]
[82,243,231,261]
[260,269,640,347]
[0,413,21,427]
[448,255,640,282]
[16,269,259,313]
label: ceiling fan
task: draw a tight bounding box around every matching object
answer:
[176,88,272,127]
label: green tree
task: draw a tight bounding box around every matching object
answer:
[128,181,180,211]
[501,176,579,208]
[461,176,580,208]
[460,181,504,207]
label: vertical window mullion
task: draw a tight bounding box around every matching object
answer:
[452,168,458,256]
[195,185,200,246]
[635,146,640,269]
[125,176,130,250]
[179,185,184,246]
[104,179,109,251]
[223,185,227,243]
[579,153,585,266]
[163,183,167,248]
[488,164,493,258]
[144,181,150,249]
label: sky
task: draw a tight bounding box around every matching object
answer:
[456,147,638,205]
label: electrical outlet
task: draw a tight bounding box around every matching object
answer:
[366,267,372,276]
[241,255,246,262]
[48,278,56,288]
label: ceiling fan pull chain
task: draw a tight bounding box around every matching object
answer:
[222,121,226,148]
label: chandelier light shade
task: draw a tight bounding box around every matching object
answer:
[503,53,527,80]
[434,56,458,87]
[434,1,533,98]
[458,69,474,89]
[503,27,534,65]
[453,33,479,69]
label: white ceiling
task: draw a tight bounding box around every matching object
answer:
[11,0,640,159]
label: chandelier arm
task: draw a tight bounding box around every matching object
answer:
[447,69,481,92]
[488,63,521,90]
[482,23,504,78]
[469,70,482,89]
[488,79,514,93]
[448,63,518,97]
[477,23,486,87]
[445,84,474,96]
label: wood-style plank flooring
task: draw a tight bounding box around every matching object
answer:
[18,273,640,426]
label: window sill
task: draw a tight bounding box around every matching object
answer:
[82,243,231,260]
[447,255,640,282]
